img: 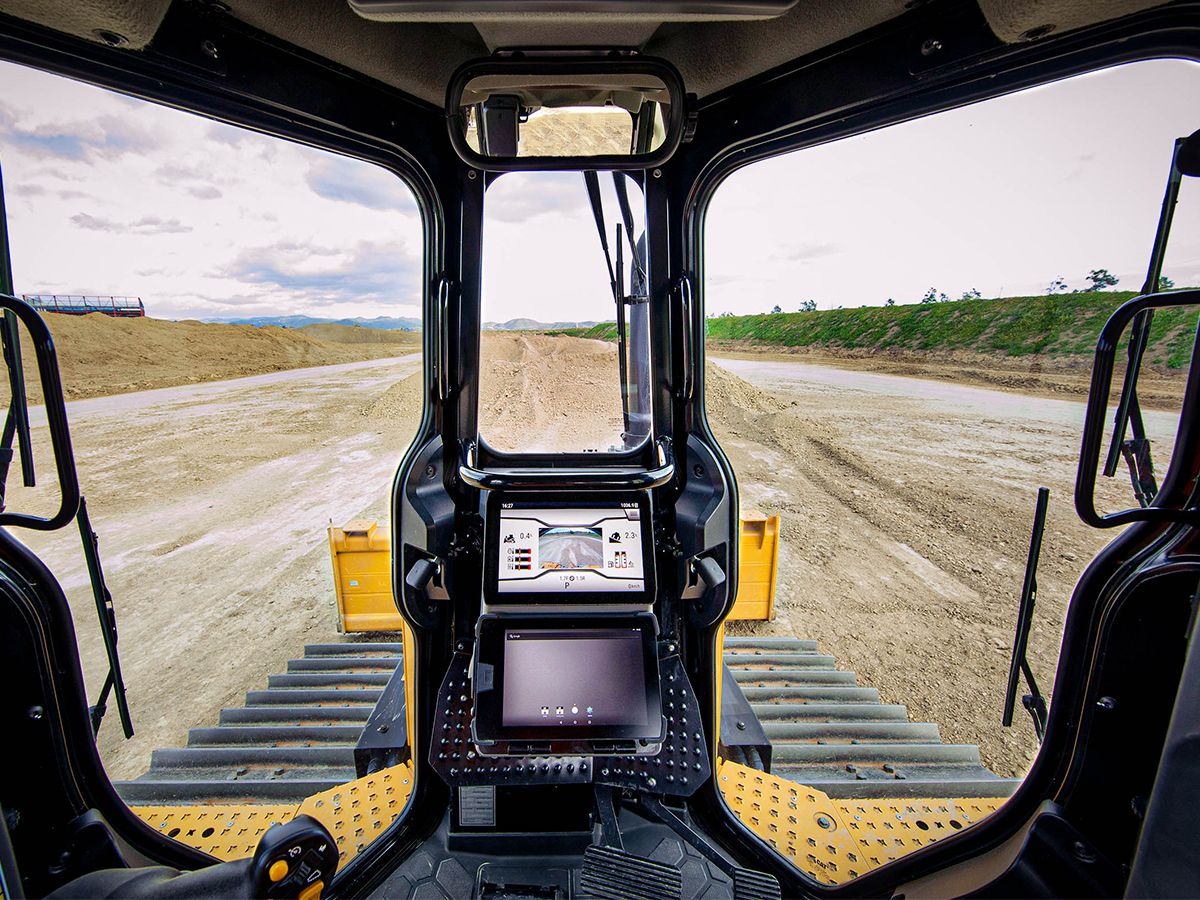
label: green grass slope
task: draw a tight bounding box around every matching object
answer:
[559,291,1199,368]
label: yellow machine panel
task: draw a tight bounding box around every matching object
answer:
[328,520,400,632]
[133,762,414,867]
[728,511,780,621]
[329,514,781,632]
[716,759,1004,886]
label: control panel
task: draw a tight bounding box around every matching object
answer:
[430,645,709,797]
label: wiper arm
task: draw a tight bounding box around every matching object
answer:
[611,173,645,289]
[583,171,619,303]
[1103,135,1190,506]
[78,496,134,739]
[1003,486,1050,743]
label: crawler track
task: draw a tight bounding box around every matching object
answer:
[118,637,1016,805]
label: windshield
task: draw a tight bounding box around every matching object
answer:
[478,170,651,454]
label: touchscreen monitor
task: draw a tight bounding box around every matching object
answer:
[487,496,654,604]
[472,614,663,747]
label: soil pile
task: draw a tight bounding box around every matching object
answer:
[19,314,419,401]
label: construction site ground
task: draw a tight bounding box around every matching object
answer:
[8,325,1184,786]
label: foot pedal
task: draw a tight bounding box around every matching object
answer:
[732,867,782,900]
[580,846,683,900]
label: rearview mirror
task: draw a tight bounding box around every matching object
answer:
[446,57,685,171]
[0,294,80,530]
[1076,290,1200,528]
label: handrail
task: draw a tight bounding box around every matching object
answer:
[0,293,81,530]
[459,437,674,491]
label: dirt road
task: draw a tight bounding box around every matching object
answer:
[709,355,1172,777]
[6,331,1173,784]
[13,354,422,780]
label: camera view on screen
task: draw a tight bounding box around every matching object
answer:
[538,527,603,569]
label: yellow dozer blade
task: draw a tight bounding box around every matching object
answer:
[328,512,780,632]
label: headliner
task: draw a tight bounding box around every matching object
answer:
[0,0,1169,106]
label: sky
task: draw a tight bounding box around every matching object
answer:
[0,56,1197,322]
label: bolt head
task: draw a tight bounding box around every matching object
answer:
[94,30,129,47]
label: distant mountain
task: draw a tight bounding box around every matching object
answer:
[208,314,598,332]
[210,314,421,331]
[483,318,601,331]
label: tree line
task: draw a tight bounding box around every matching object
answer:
[746,267,1178,316]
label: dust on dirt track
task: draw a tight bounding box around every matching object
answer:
[7,329,1157,782]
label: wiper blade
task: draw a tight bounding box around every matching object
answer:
[1003,486,1050,743]
[78,496,133,739]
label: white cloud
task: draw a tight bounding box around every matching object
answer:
[0,61,422,321]
[1,57,1197,325]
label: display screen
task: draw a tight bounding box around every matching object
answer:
[496,503,645,595]
[501,628,648,728]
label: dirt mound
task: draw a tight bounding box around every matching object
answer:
[21,314,418,401]
[361,370,424,428]
[301,323,419,345]
[478,332,625,452]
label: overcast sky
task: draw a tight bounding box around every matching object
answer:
[0,56,1197,323]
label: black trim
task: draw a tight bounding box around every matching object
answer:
[445,55,686,172]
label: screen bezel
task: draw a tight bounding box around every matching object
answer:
[484,492,656,606]
[473,613,663,745]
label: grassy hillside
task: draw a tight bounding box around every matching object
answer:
[561,291,1199,368]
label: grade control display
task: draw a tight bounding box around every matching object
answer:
[497,503,645,595]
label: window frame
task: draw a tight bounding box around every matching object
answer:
[682,16,1200,898]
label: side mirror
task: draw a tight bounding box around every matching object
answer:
[446,56,686,171]
[1176,127,1200,177]
[0,293,80,530]
[1076,290,1200,528]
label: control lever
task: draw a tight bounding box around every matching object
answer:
[690,555,727,626]
[405,557,438,594]
[693,556,725,593]
[46,815,337,900]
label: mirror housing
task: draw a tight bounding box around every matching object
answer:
[446,56,686,171]
[1076,290,1200,529]
[0,293,80,530]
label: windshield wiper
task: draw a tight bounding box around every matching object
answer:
[1003,486,1050,743]
[1103,131,1199,506]
[78,496,134,738]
